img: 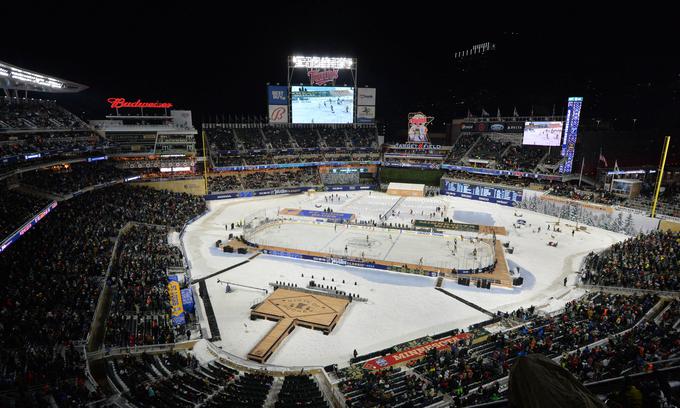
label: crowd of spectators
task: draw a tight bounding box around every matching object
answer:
[238,127,267,150]
[466,136,510,162]
[208,174,243,193]
[446,133,479,163]
[561,299,679,383]
[0,131,99,164]
[0,98,88,130]
[290,128,321,148]
[497,145,546,171]
[20,161,135,195]
[444,170,533,189]
[347,127,378,148]
[262,125,292,149]
[548,183,623,205]
[340,366,442,408]
[582,230,680,291]
[105,225,184,347]
[206,127,239,151]
[318,127,348,147]
[240,168,321,190]
[0,187,49,237]
[241,154,275,165]
[0,185,204,404]
[413,293,657,405]
[338,292,661,407]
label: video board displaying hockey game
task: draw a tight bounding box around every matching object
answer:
[522,121,564,146]
[291,86,354,124]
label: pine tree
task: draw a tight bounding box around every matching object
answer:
[623,213,634,235]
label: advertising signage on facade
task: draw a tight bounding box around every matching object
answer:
[461,122,525,133]
[107,98,173,109]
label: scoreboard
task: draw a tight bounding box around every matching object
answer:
[442,180,522,206]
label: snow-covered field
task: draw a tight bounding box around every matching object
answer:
[181,191,628,367]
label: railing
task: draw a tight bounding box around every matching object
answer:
[87,340,198,360]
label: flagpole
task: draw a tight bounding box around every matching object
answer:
[578,156,584,187]
[651,136,671,218]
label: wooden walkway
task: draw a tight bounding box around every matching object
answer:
[247,289,349,363]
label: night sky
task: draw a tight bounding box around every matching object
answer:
[3,4,680,136]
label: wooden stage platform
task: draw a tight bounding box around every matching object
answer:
[247,288,349,363]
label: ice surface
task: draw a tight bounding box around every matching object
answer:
[181,191,628,367]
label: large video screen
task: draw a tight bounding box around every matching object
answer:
[291,86,354,124]
[522,121,564,146]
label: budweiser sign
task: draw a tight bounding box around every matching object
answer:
[307,69,339,85]
[107,98,173,109]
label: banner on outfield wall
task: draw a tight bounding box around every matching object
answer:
[362,333,472,370]
[357,88,376,106]
[167,281,186,325]
[326,184,377,191]
[268,105,289,123]
[460,122,525,133]
[356,106,375,123]
[441,190,516,207]
[180,288,195,313]
[267,85,288,105]
[205,186,317,200]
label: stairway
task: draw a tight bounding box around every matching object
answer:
[263,377,283,408]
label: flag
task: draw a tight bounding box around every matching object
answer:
[481,108,490,117]
[598,150,608,167]
[513,107,519,117]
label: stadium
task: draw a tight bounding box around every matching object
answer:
[2,17,680,408]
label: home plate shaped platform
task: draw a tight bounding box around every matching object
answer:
[247,288,349,363]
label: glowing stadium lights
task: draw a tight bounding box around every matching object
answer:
[0,63,65,89]
[291,56,354,69]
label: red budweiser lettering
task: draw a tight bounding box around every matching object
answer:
[107,98,173,109]
[307,69,339,85]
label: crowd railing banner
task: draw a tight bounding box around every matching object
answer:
[325,184,377,191]
[168,281,186,325]
[205,186,317,200]
[441,164,563,181]
[0,201,57,253]
[212,160,380,172]
[181,288,195,313]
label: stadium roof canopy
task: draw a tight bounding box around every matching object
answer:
[0,60,88,93]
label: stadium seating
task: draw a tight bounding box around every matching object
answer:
[20,161,134,195]
[0,187,49,238]
[275,375,329,408]
[0,97,89,130]
[582,230,680,291]
[0,185,205,404]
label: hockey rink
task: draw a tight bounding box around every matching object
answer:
[181,190,629,367]
[248,221,494,271]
